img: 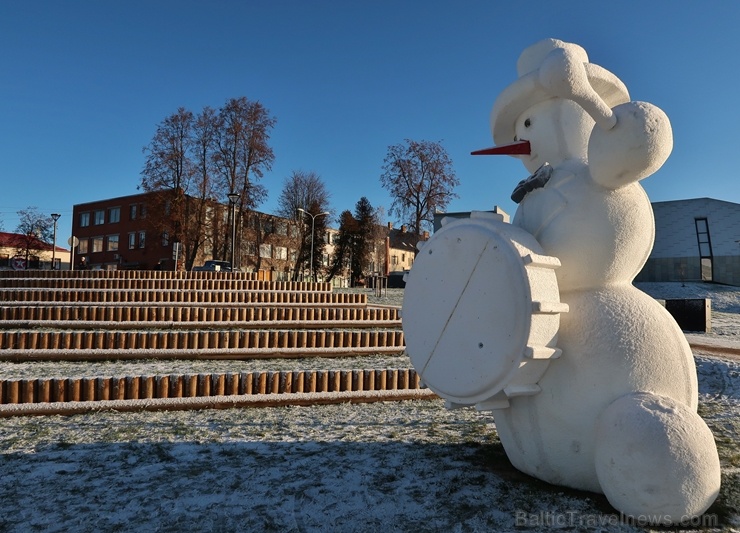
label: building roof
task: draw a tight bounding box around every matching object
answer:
[0,232,68,253]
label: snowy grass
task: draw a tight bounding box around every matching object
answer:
[0,364,736,533]
[0,283,738,531]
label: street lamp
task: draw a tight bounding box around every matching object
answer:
[227,192,240,270]
[50,213,61,270]
[297,207,329,281]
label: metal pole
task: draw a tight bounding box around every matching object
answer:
[231,203,236,267]
[309,216,316,279]
[297,208,329,282]
[51,213,60,270]
[227,192,239,270]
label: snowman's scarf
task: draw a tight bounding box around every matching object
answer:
[511,163,553,203]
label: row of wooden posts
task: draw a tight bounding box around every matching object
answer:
[0,304,399,323]
[0,329,406,353]
[0,368,422,405]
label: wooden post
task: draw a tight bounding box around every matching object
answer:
[21,379,36,404]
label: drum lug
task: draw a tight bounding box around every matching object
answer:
[475,391,510,411]
[532,301,570,314]
[503,383,542,397]
[524,346,563,359]
[523,253,561,269]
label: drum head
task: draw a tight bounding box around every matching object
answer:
[403,217,533,404]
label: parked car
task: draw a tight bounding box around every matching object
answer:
[192,260,233,272]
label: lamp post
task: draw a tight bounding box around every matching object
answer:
[297,208,329,281]
[227,192,240,270]
[50,213,60,270]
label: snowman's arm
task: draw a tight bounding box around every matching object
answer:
[539,47,673,189]
[539,48,617,131]
[588,101,673,189]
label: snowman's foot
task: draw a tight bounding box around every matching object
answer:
[594,392,720,525]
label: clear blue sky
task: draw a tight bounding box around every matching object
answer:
[1,1,738,242]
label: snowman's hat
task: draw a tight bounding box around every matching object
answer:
[491,38,630,146]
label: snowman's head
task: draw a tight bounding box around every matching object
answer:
[514,98,595,173]
[486,39,629,172]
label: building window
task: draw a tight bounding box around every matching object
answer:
[107,235,119,252]
[401,253,406,263]
[128,232,136,250]
[94,210,105,225]
[108,207,120,224]
[130,204,138,220]
[259,243,272,258]
[80,212,90,227]
[78,239,89,254]
[162,232,169,246]
[392,255,398,266]
[289,249,297,262]
[695,217,713,281]
[275,246,287,260]
[246,242,257,256]
[0,254,9,267]
[289,225,299,238]
[138,231,146,249]
[276,221,287,236]
[92,236,104,253]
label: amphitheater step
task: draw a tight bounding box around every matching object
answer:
[0,277,331,292]
[0,304,399,324]
[0,329,406,358]
[0,289,366,305]
[0,368,423,405]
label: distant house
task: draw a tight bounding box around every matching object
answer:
[385,223,428,274]
[636,198,740,286]
[0,231,70,270]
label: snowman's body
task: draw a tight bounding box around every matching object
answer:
[497,156,699,492]
[403,39,721,524]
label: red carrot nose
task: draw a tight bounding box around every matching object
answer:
[471,140,531,156]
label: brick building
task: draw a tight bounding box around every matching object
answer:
[72,192,321,280]
[72,193,164,270]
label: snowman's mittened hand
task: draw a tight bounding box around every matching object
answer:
[589,101,673,189]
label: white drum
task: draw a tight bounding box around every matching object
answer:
[402,212,567,409]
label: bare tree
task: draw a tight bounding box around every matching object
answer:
[276,170,331,219]
[141,107,194,192]
[141,108,194,269]
[213,96,274,210]
[213,97,275,266]
[13,207,53,268]
[183,106,220,269]
[380,139,459,236]
[277,170,332,280]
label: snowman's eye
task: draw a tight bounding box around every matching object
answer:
[524,118,531,128]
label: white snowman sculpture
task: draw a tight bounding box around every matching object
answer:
[402,38,721,524]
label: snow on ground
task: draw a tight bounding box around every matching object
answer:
[0,283,737,532]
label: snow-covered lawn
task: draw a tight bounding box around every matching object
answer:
[0,353,736,533]
[0,283,737,532]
